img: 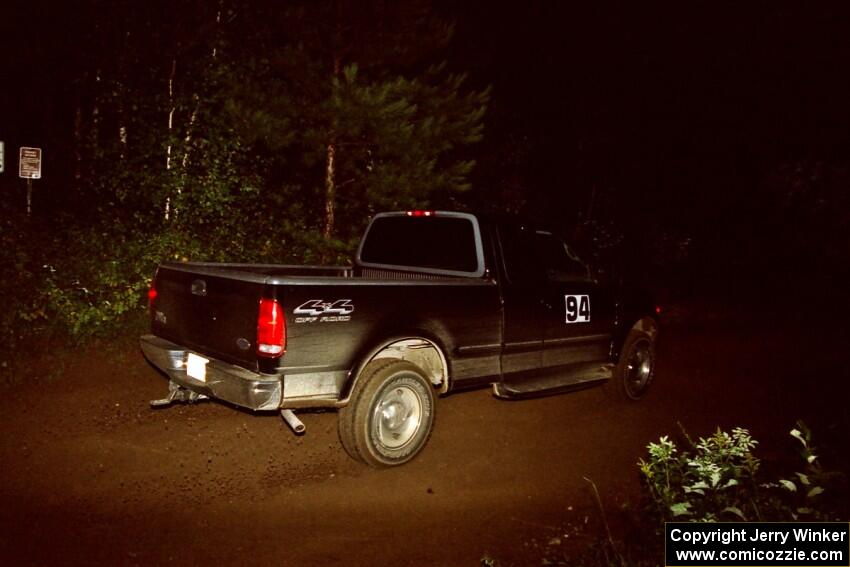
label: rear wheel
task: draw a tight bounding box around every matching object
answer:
[615,329,656,400]
[339,359,436,467]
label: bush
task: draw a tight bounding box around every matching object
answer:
[638,422,840,523]
[33,222,351,341]
[0,205,355,366]
[0,209,54,351]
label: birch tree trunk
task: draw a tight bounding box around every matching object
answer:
[323,140,337,239]
[181,95,199,170]
[117,93,127,161]
[88,69,102,180]
[323,53,342,241]
[164,57,177,221]
[73,90,83,193]
[117,29,129,161]
[182,3,222,171]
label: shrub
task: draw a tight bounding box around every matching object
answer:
[638,422,839,523]
[1,208,355,359]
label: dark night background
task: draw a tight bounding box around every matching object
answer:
[3,1,850,306]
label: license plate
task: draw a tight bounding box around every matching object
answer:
[186,353,209,382]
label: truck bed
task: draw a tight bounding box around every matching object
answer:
[150,262,499,378]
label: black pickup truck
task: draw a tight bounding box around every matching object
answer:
[141,211,658,467]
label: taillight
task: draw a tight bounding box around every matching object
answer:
[405,210,434,217]
[148,287,158,310]
[257,298,285,357]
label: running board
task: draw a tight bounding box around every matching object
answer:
[493,363,613,400]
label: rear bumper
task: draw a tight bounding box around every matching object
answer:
[140,334,282,411]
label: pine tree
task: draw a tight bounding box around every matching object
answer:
[233,0,489,245]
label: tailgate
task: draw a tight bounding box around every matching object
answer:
[151,265,266,370]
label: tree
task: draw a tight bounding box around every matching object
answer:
[233,0,489,244]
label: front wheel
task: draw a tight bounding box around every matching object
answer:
[339,359,436,467]
[615,329,656,400]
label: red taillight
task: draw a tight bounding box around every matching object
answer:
[257,298,286,357]
[148,287,158,310]
[405,210,434,217]
[655,305,663,315]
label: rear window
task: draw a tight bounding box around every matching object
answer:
[359,215,481,275]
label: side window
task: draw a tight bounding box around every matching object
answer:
[500,224,589,284]
[500,225,544,283]
[534,231,589,282]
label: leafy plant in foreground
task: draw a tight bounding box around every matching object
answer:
[638,421,838,523]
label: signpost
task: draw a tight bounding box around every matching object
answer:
[0,141,5,174]
[19,147,42,217]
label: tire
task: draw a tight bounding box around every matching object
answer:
[339,359,436,467]
[615,329,656,400]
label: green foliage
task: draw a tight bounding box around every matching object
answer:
[1,0,487,376]
[0,209,52,357]
[233,1,489,241]
[32,214,341,344]
[638,422,839,524]
[326,63,488,229]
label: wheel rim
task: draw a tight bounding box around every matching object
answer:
[625,338,653,396]
[372,383,423,450]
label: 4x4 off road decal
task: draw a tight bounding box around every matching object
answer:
[293,299,354,323]
[565,294,590,323]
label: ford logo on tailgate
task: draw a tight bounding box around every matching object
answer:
[191,279,207,296]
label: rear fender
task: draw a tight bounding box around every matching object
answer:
[340,329,450,405]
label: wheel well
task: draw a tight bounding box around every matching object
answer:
[370,338,448,392]
[631,316,658,339]
[614,316,658,362]
[342,337,449,404]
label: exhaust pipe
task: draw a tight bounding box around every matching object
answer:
[280,409,306,435]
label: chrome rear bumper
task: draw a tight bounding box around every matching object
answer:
[140,334,282,411]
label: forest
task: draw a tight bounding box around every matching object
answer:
[2,0,849,369]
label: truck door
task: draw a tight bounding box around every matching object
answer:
[497,223,546,383]
[531,231,615,369]
[498,224,614,390]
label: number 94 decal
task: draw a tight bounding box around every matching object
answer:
[565,295,590,323]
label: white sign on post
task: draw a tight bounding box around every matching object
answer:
[19,147,42,179]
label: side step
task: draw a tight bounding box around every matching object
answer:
[493,363,613,400]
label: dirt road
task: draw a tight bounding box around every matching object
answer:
[1,312,847,565]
